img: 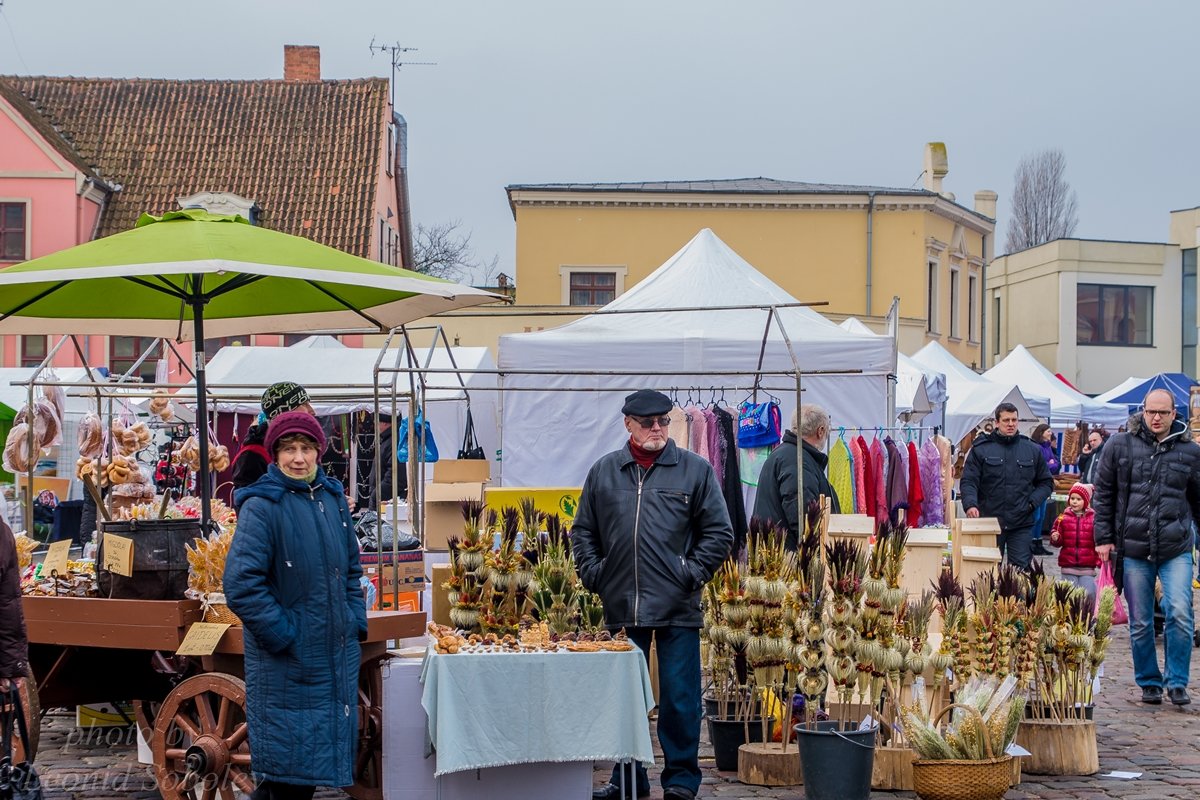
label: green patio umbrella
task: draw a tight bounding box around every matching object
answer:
[0,209,497,528]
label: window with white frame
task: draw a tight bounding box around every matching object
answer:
[926,260,939,333]
[559,266,627,306]
[949,268,961,338]
[1,202,27,261]
[968,273,979,342]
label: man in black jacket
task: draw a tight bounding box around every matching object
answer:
[959,402,1054,569]
[754,405,839,551]
[1094,389,1200,706]
[573,390,734,800]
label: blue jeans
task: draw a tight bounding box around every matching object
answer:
[1030,502,1046,543]
[610,626,702,795]
[1123,550,1195,690]
[998,526,1033,569]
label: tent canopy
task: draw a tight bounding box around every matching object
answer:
[177,341,501,473]
[0,367,97,420]
[911,341,1053,419]
[1101,372,1197,417]
[839,317,946,421]
[498,229,894,486]
[985,345,1129,427]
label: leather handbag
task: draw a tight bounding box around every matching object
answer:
[0,687,43,800]
[458,408,486,460]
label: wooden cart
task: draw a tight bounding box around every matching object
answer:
[21,595,423,800]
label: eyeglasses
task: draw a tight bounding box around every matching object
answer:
[1143,408,1175,417]
[631,415,672,429]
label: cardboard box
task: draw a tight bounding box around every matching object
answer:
[375,590,421,613]
[423,481,485,551]
[365,554,425,590]
[434,459,491,484]
[431,563,452,627]
[484,486,582,522]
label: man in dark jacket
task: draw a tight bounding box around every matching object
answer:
[754,405,839,550]
[1094,389,1200,706]
[230,382,314,489]
[959,402,1054,569]
[573,390,734,800]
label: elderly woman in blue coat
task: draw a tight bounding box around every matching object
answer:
[225,411,368,800]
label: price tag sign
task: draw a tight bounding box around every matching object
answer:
[176,622,231,656]
[42,539,72,577]
[103,533,135,577]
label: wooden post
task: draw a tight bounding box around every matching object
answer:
[737,742,802,786]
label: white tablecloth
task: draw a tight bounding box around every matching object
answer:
[420,649,655,776]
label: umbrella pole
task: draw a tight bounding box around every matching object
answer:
[191,289,213,532]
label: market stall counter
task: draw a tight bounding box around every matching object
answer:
[419,647,656,792]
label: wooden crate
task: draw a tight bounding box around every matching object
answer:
[900,528,949,600]
[953,517,1001,550]
[957,545,1002,592]
[827,513,874,542]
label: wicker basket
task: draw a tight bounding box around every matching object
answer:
[910,703,1014,800]
[203,593,243,626]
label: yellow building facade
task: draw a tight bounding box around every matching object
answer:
[504,163,996,367]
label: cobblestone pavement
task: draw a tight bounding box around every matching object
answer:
[25,555,1200,798]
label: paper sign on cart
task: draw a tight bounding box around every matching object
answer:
[103,534,134,577]
[176,623,231,656]
[42,539,72,577]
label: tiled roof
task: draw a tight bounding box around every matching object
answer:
[0,79,102,181]
[2,76,389,257]
[506,177,932,196]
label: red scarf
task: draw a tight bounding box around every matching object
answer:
[628,438,664,469]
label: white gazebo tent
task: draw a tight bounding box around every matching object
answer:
[497,229,894,487]
[179,340,501,476]
[984,345,1129,428]
[839,317,947,423]
[909,342,1051,444]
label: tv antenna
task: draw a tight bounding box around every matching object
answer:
[369,38,436,108]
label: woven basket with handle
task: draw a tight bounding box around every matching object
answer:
[911,703,1014,800]
[203,592,242,626]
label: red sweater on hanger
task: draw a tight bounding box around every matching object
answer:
[856,435,875,517]
[906,440,924,526]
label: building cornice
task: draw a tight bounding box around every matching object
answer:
[509,189,994,233]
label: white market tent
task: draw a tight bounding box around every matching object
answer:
[1093,376,1147,405]
[497,228,894,487]
[909,342,1050,444]
[984,345,1129,428]
[839,317,946,422]
[180,340,501,475]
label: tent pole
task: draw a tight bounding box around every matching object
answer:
[190,277,213,532]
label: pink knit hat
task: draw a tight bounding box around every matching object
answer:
[1068,483,1092,508]
[265,410,327,456]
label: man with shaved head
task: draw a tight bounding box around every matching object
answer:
[1094,388,1200,706]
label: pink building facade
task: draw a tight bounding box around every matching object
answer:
[0,45,407,379]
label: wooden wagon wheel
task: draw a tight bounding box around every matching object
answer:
[344,655,387,800]
[151,673,254,800]
[13,668,40,763]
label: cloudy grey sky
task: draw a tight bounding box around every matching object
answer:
[3,1,1197,283]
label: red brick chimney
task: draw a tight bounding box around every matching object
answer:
[283,45,321,82]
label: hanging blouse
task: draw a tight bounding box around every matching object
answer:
[884,437,908,519]
[689,406,710,462]
[857,435,875,517]
[918,437,944,526]
[906,439,924,526]
[850,436,868,515]
[935,435,953,522]
[739,445,772,486]
[827,437,854,515]
[667,408,690,450]
[704,408,723,484]
[870,437,888,524]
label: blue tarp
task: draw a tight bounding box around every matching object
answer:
[1105,372,1198,416]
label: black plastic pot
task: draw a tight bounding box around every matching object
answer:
[703,692,764,719]
[706,716,774,771]
[793,720,877,800]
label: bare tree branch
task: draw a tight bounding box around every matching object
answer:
[1005,148,1079,253]
[411,220,499,283]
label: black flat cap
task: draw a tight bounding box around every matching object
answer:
[622,389,673,417]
